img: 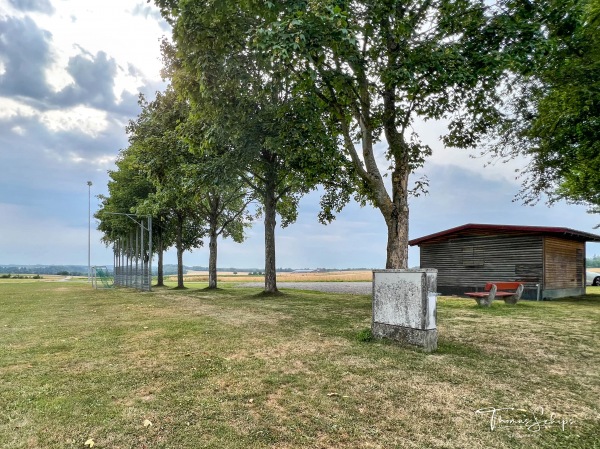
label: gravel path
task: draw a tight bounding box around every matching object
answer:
[236,281,372,295]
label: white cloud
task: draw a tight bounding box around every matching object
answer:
[0,97,37,119]
[39,106,108,137]
[35,1,167,85]
[11,125,25,135]
[413,117,529,185]
[45,59,75,92]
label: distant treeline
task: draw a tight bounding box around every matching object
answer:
[0,265,87,276]
[0,274,43,279]
[588,256,600,268]
[0,264,175,276]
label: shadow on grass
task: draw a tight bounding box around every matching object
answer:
[253,290,288,299]
[201,287,224,292]
[436,339,487,358]
[553,293,600,305]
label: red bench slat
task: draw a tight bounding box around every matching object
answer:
[484,282,522,291]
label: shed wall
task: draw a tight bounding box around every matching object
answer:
[419,234,544,298]
[543,237,585,290]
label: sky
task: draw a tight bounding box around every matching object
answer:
[1,0,599,270]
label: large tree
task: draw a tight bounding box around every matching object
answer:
[181,157,254,289]
[488,0,600,217]
[253,0,529,268]
[156,1,351,293]
[203,187,253,289]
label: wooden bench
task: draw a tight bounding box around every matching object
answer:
[465,282,524,307]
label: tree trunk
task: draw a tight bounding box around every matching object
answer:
[263,177,278,293]
[338,82,411,270]
[208,229,218,289]
[385,167,409,269]
[384,214,409,269]
[176,214,185,289]
[381,78,410,270]
[156,234,164,287]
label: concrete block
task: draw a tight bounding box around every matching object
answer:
[372,269,438,352]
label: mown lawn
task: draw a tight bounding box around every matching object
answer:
[0,280,599,448]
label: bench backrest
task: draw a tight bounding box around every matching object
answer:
[484,282,523,291]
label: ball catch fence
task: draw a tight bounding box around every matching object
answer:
[107,213,153,291]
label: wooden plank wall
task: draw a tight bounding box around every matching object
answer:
[420,234,544,289]
[544,237,585,289]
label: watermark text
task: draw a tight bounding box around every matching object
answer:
[475,406,577,432]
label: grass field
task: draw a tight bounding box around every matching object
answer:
[1,280,599,448]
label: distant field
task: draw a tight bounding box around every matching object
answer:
[174,270,373,283]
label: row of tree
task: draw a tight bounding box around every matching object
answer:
[97,0,599,292]
[96,89,253,289]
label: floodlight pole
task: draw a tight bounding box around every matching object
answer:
[87,181,92,282]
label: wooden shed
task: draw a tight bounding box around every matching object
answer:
[409,224,600,300]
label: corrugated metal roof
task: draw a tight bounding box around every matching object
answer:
[409,223,600,246]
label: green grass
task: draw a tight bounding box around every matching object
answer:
[1,281,599,448]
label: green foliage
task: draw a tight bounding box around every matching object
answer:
[489,0,600,219]
[155,0,353,291]
[152,0,543,271]
[95,145,156,246]
[252,0,533,268]
[355,327,373,342]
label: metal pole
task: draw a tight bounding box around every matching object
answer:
[120,237,127,286]
[113,243,117,286]
[140,220,144,290]
[128,233,133,287]
[148,216,152,291]
[135,225,139,289]
[87,181,92,282]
